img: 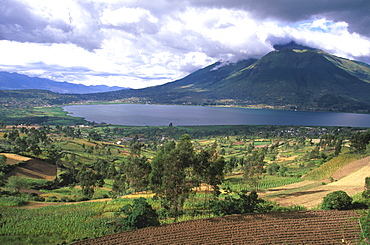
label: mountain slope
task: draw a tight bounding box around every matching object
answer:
[1,42,370,112]
[0,71,126,94]
[213,48,370,110]
[92,43,370,112]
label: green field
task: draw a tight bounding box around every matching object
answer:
[0,111,370,244]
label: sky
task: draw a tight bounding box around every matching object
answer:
[0,0,370,89]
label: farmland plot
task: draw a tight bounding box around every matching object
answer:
[263,156,370,208]
[72,210,361,245]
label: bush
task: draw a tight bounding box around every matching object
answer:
[112,197,160,231]
[210,190,263,216]
[321,191,353,210]
[0,196,28,206]
[360,210,370,241]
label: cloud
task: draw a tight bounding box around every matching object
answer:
[0,0,369,89]
[188,0,370,37]
[0,0,103,50]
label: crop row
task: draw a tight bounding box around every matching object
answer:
[0,203,116,244]
[73,210,361,245]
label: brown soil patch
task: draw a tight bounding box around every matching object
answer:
[5,156,57,181]
[278,155,297,162]
[72,210,361,245]
[264,156,370,208]
[0,153,31,165]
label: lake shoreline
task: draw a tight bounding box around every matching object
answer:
[63,104,370,128]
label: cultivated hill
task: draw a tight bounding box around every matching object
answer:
[72,210,361,245]
[1,153,56,181]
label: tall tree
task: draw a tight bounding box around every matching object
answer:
[149,134,196,221]
[350,130,370,152]
[120,142,151,192]
[243,148,266,191]
[77,166,97,197]
[195,141,225,196]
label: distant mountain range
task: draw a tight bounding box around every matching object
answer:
[1,41,370,113]
[0,72,127,94]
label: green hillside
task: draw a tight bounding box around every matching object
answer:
[1,43,370,112]
[82,43,370,112]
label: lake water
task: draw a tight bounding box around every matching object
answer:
[63,104,370,127]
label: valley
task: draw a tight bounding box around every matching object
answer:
[1,121,370,244]
[0,43,370,244]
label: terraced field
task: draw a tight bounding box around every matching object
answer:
[72,210,361,245]
[263,156,370,208]
[2,154,56,181]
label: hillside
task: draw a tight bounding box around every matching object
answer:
[0,71,127,94]
[75,42,370,112]
[1,42,370,113]
[72,210,361,244]
[1,153,56,181]
[262,156,370,208]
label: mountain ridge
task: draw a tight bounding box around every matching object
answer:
[97,43,368,112]
[1,42,370,113]
[0,71,128,94]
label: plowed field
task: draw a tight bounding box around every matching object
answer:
[72,210,361,245]
[263,156,370,208]
[1,153,56,180]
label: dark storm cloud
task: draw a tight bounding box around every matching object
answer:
[188,0,370,37]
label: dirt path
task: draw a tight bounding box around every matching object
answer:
[263,156,370,208]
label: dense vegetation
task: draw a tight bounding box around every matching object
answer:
[0,115,370,244]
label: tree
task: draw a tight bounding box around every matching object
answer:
[77,166,97,197]
[243,149,266,191]
[362,177,370,199]
[115,198,160,231]
[149,134,196,221]
[6,176,27,192]
[112,174,127,197]
[0,155,6,172]
[210,190,262,216]
[322,191,353,210]
[195,142,226,196]
[333,138,343,157]
[122,142,151,192]
[351,130,370,152]
[0,172,5,186]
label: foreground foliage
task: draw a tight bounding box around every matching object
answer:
[0,123,369,243]
[0,203,115,244]
[322,191,353,210]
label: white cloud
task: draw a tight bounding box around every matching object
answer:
[0,1,369,89]
[275,19,370,61]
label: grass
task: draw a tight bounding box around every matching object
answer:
[222,174,302,192]
[304,153,364,181]
[0,196,27,207]
[0,202,115,244]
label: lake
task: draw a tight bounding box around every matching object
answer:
[63,104,370,127]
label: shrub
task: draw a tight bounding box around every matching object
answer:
[321,191,353,210]
[210,190,263,216]
[360,210,370,241]
[0,196,28,206]
[112,197,160,231]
